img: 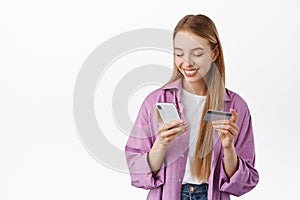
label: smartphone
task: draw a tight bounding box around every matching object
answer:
[204,109,232,121]
[156,102,180,124]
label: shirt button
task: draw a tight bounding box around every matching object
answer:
[181,154,184,158]
[178,178,182,182]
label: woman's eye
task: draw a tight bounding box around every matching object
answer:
[194,53,203,57]
[175,53,183,57]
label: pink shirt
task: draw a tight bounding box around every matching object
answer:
[125,78,259,200]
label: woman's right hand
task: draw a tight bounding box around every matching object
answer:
[155,119,189,150]
[148,119,189,173]
[148,108,188,173]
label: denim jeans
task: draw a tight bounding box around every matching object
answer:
[181,183,208,200]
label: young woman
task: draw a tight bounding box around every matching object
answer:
[125,14,259,200]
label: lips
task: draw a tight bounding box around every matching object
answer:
[183,68,198,77]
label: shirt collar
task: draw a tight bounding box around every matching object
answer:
[224,89,231,102]
[161,77,182,90]
[162,77,231,102]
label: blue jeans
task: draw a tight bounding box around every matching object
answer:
[181,183,208,200]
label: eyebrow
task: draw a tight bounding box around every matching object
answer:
[174,47,204,51]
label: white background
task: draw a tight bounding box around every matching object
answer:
[1,0,300,199]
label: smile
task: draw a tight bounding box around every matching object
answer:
[183,69,198,77]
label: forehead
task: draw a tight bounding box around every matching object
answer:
[174,31,210,50]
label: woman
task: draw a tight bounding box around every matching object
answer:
[125,14,259,200]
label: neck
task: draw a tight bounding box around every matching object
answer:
[182,78,207,96]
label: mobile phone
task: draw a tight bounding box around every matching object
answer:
[204,109,232,121]
[156,102,180,124]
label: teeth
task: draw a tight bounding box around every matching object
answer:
[185,70,196,75]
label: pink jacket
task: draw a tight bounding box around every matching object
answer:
[125,78,259,199]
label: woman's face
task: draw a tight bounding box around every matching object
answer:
[174,31,218,84]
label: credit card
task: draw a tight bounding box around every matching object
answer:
[204,109,232,121]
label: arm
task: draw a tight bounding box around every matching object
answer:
[217,107,259,196]
[148,119,188,175]
[125,97,162,190]
[125,97,187,189]
[223,145,238,178]
[213,108,239,178]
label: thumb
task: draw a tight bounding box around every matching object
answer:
[230,108,238,123]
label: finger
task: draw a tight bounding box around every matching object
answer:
[162,119,184,130]
[213,122,238,133]
[223,120,238,131]
[213,124,232,132]
[161,124,189,137]
[217,131,226,140]
[163,136,171,143]
[230,108,238,123]
[164,133,177,142]
[212,119,231,125]
[230,121,239,131]
[162,131,181,145]
[215,128,237,137]
[212,119,239,134]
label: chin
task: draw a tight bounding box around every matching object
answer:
[183,75,203,83]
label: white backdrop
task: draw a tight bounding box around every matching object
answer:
[1,0,300,199]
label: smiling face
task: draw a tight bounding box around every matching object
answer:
[174,31,219,86]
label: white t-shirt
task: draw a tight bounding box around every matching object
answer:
[181,88,207,184]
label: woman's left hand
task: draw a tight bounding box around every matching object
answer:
[212,108,239,149]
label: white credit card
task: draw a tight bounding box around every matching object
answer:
[204,109,232,121]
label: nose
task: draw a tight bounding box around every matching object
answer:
[182,56,194,68]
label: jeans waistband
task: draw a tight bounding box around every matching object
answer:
[181,183,208,193]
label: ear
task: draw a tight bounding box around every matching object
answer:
[211,46,219,62]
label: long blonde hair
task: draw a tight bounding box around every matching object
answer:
[168,14,226,181]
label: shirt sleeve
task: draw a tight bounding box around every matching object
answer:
[218,105,259,196]
[125,96,165,190]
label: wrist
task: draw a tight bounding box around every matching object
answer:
[151,138,167,152]
[223,144,235,151]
